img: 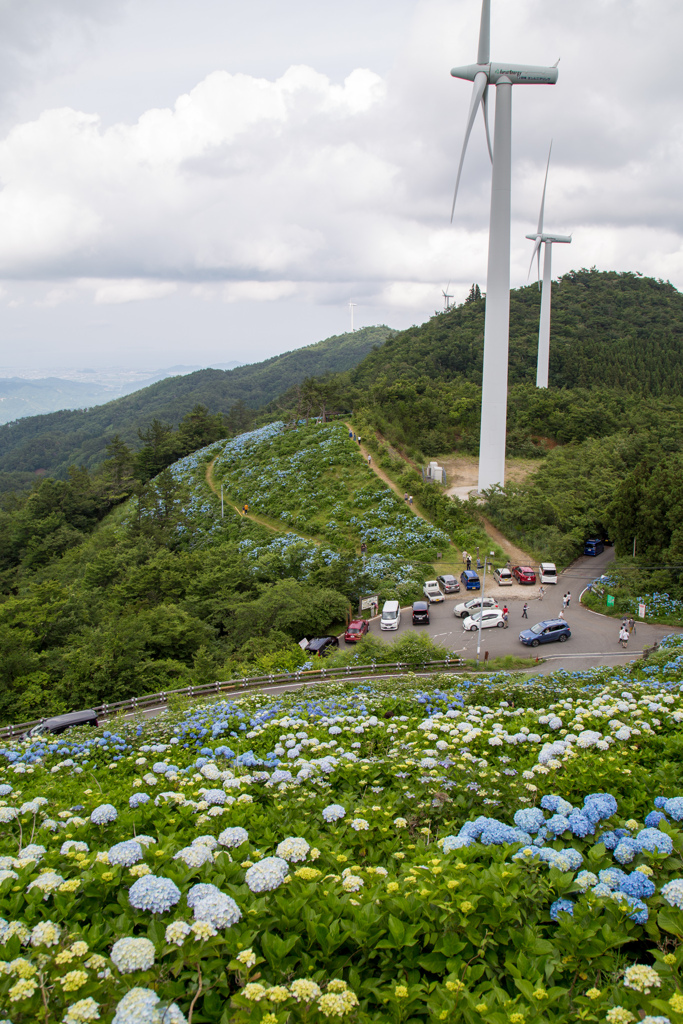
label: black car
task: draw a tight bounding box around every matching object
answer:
[25,710,99,739]
[436,574,460,594]
[412,601,430,625]
[305,636,340,657]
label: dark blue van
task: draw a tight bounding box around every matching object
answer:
[584,538,605,557]
[460,570,481,591]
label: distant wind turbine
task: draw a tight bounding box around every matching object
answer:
[526,143,572,389]
[450,0,559,490]
[442,283,454,310]
[348,300,357,332]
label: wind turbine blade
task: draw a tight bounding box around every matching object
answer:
[537,140,552,235]
[477,0,490,65]
[481,83,493,162]
[451,71,488,221]
[527,237,542,281]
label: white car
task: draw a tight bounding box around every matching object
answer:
[540,562,558,584]
[454,596,498,618]
[423,580,445,603]
[463,609,506,631]
[493,567,513,586]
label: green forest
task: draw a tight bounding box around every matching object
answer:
[1,268,683,724]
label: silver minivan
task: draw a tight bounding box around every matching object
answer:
[380,600,401,630]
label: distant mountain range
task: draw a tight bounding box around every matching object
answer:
[0,326,392,477]
[0,362,243,424]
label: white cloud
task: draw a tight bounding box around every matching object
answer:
[0,0,678,340]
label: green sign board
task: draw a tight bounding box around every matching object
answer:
[606,595,615,607]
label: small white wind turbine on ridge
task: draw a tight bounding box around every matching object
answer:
[450,0,559,490]
[526,143,571,389]
[442,283,454,310]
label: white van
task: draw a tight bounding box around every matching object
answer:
[540,562,557,584]
[380,600,401,630]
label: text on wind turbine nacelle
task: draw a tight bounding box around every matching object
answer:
[525,232,572,244]
[450,63,558,85]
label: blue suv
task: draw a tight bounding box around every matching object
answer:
[460,570,481,591]
[519,618,571,648]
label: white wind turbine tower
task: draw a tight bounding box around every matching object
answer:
[526,143,572,389]
[442,283,454,310]
[451,0,559,490]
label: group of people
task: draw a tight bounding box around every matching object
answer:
[403,493,413,505]
[619,617,636,648]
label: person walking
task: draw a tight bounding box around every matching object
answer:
[462,550,467,565]
[566,591,571,607]
[558,609,565,619]
[538,585,545,601]
[466,555,472,570]
[357,436,362,445]
[562,593,568,609]
[628,616,636,635]
[367,455,372,466]
[502,605,509,628]
[619,625,629,649]
[408,495,413,505]
[404,492,409,502]
[243,503,249,515]
[522,602,528,618]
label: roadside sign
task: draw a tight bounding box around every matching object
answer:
[360,594,379,613]
[606,595,615,607]
[638,603,646,619]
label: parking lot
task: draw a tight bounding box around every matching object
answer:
[361,548,681,671]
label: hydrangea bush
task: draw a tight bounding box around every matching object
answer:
[4,639,683,1020]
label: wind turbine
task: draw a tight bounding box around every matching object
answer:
[451,0,558,490]
[526,143,571,389]
[442,283,454,310]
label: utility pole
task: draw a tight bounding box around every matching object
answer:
[221,484,224,519]
[476,550,496,661]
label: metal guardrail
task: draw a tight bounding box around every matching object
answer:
[0,658,465,739]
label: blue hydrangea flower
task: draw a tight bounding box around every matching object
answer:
[90,803,118,825]
[128,875,181,913]
[644,810,668,829]
[546,814,570,836]
[654,796,668,809]
[513,808,546,833]
[613,892,649,924]
[442,835,473,852]
[583,793,618,822]
[637,828,673,856]
[108,841,143,868]
[217,827,249,848]
[620,872,656,899]
[129,793,150,809]
[614,838,640,864]
[321,804,346,823]
[549,898,574,921]
[664,798,683,821]
[566,810,594,838]
[590,882,613,898]
[599,868,629,890]
[661,879,683,909]
[193,892,242,929]
[575,870,598,892]
[186,883,222,910]
[245,857,288,893]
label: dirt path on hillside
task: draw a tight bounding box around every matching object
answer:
[205,455,324,544]
[346,425,537,564]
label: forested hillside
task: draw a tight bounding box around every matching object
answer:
[0,325,390,478]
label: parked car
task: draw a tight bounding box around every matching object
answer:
[460,570,481,591]
[454,596,498,618]
[512,565,537,585]
[493,567,513,586]
[584,538,605,556]
[436,574,460,594]
[412,601,430,625]
[423,580,445,603]
[380,600,401,631]
[462,609,506,631]
[25,710,99,739]
[519,619,571,647]
[305,636,340,657]
[344,619,369,643]
[539,562,557,584]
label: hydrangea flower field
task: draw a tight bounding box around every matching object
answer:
[4,639,683,1022]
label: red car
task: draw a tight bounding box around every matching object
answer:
[344,619,369,643]
[512,565,537,585]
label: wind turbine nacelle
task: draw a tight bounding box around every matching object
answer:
[451,62,559,85]
[525,232,572,244]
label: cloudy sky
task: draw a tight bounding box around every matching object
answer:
[0,0,679,370]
